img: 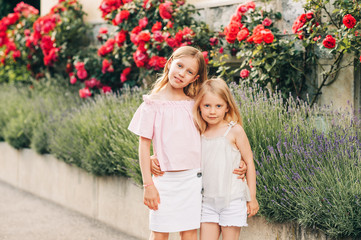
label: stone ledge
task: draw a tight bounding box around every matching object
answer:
[0,142,328,240]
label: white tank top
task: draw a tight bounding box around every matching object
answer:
[201,121,251,210]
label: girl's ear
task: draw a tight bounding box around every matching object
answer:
[192,75,200,83]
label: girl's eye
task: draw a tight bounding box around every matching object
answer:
[188,70,193,75]
[204,104,210,107]
[177,64,182,68]
[217,105,222,108]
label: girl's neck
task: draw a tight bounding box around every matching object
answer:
[204,120,228,136]
[158,83,190,101]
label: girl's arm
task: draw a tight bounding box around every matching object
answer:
[139,136,160,211]
[233,125,259,218]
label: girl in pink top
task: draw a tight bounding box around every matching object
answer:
[128,46,207,240]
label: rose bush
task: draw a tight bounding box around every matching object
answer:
[290,0,361,107]
[0,0,91,84]
[211,1,305,99]
[0,2,39,83]
[72,0,215,97]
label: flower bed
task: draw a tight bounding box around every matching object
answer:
[0,81,360,238]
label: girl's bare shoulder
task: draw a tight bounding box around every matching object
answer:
[229,123,247,140]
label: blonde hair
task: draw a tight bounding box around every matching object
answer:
[151,46,207,98]
[193,78,243,133]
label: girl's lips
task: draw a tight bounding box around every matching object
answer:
[174,76,183,83]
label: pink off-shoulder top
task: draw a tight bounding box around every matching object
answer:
[128,95,201,171]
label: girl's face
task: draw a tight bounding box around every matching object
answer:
[167,56,199,90]
[199,92,229,127]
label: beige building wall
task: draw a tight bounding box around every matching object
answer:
[41,0,103,23]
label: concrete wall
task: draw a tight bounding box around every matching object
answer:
[0,142,330,240]
[41,0,103,23]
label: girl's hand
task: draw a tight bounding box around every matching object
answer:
[233,160,247,180]
[143,185,160,211]
[150,155,165,176]
[246,198,259,218]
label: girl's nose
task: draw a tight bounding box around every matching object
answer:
[179,69,185,76]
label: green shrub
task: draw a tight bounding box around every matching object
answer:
[29,80,81,154]
[48,88,144,178]
[0,85,33,148]
[230,83,360,238]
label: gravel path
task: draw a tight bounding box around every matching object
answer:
[0,180,140,240]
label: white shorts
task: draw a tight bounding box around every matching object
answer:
[150,168,202,232]
[201,197,248,227]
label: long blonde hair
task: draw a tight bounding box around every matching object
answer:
[193,78,243,133]
[151,46,207,98]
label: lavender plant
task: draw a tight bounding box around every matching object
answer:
[230,83,361,238]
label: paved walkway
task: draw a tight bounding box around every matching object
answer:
[0,180,140,240]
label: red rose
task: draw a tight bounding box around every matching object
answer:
[40,36,55,55]
[343,14,356,29]
[85,78,101,88]
[224,21,241,43]
[66,63,73,73]
[14,2,39,17]
[231,14,242,23]
[322,35,336,49]
[261,29,274,44]
[153,31,164,42]
[237,28,249,41]
[98,27,108,34]
[6,13,20,25]
[75,62,85,71]
[138,31,151,43]
[240,69,250,79]
[262,17,272,27]
[143,0,151,9]
[209,37,219,46]
[292,14,306,34]
[246,1,256,10]
[148,56,167,70]
[166,37,179,48]
[151,21,162,32]
[159,1,173,19]
[166,21,173,29]
[6,40,17,52]
[359,56,361,63]
[252,33,263,44]
[131,26,142,35]
[253,24,265,35]
[12,50,21,60]
[237,5,248,14]
[175,30,184,43]
[43,48,59,66]
[102,86,112,94]
[306,12,314,19]
[79,87,92,98]
[70,74,77,84]
[202,51,209,65]
[115,30,127,46]
[77,69,88,80]
[219,47,224,54]
[99,0,122,18]
[120,67,131,83]
[102,59,114,74]
[97,38,115,56]
[133,49,149,67]
[112,10,130,25]
[139,17,148,29]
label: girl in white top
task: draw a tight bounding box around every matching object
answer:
[193,78,259,240]
[128,46,208,240]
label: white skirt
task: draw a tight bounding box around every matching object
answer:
[150,168,202,232]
